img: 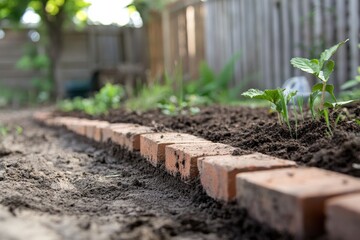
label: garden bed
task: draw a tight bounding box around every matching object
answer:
[59,102,360,178]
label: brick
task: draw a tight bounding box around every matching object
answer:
[33,111,52,123]
[198,153,296,202]
[93,122,110,142]
[326,193,360,240]
[112,125,153,151]
[102,123,132,142]
[140,133,209,166]
[165,142,236,180]
[67,119,92,136]
[84,120,109,140]
[236,167,360,239]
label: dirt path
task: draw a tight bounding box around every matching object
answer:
[0,110,290,240]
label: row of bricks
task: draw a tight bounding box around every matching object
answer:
[34,112,360,240]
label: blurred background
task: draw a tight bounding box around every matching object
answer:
[0,0,359,109]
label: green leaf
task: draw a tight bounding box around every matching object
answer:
[310,90,321,118]
[341,78,360,90]
[323,60,335,82]
[320,39,349,64]
[290,57,320,74]
[312,83,336,101]
[324,100,354,109]
[286,90,298,103]
[241,89,265,99]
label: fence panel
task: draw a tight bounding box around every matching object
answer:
[0,26,148,93]
[205,0,360,92]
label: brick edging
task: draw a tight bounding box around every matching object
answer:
[33,111,360,240]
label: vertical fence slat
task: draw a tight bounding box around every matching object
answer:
[336,0,347,87]
[349,0,359,79]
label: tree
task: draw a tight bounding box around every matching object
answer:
[0,0,89,99]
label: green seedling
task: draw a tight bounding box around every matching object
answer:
[242,88,297,135]
[291,39,349,110]
[15,126,23,135]
[297,96,304,121]
[58,83,125,116]
[292,99,299,139]
[322,108,333,137]
[0,125,8,137]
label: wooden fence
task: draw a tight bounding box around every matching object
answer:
[165,0,205,80]
[0,26,148,93]
[205,0,360,91]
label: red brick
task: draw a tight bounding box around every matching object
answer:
[102,123,132,142]
[84,120,109,140]
[165,142,236,180]
[93,122,110,142]
[198,153,296,202]
[111,125,154,151]
[236,167,360,239]
[326,193,360,240]
[33,111,52,123]
[140,133,209,166]
[68,119,94,136]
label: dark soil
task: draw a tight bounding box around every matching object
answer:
[60,103,360,177]
[0,110,291,240]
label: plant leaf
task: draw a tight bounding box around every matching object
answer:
[323,60,335,82]
[324,100,354,108]
[320,39,349,64]
[286,90,297,104]
[242,89,266,99]
[312,83,336,101]
[290,57,320,74]
[309,90,321,118]
[341,78,360,90]
[264,89,283,104]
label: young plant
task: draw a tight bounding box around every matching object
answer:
[291,39,349,110]
[242,88,297,135]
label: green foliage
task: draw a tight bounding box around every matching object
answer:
[185,53,243,103]
[341,68,360,91]
[0,124,23,137]
[58,83,124,115]
[0,125,8,137]
[157,95,202,116]
[242,88,297,134]
[291,39,349,109]
[0,0,90,25]
[125,78,173,111]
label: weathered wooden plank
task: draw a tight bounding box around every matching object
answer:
[271,0,282,87]
[349,0,359,79]
[336,0,347,87]
[281,0,291,82]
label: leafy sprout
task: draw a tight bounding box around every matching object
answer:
[242,88,297,135]
[291,39,349,110]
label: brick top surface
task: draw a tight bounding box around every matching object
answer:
[327,193,360,213]
[168,142,236,156]
[141,132,207,143]
[200,153,297,171]
[108,123,141,129]
[112,125,153,135]
[238,167,360,197]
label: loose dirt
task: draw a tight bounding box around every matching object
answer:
[0,110,290,240]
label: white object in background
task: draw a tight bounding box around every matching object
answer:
[282,76,311,98]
